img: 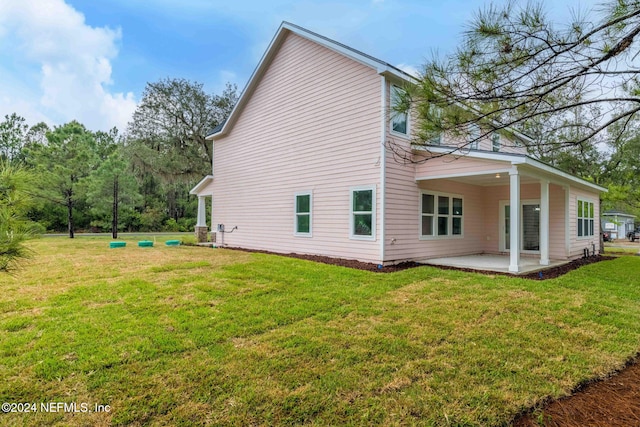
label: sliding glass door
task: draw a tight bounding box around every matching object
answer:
[501,201,540,252]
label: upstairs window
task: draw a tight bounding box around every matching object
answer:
[390,85,408,135]
[429,133,442,146]
[468,123,480,149]
[492,133,501,152]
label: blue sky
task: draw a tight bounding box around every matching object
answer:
[0,0,599,132]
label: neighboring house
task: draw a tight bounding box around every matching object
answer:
[602,211,635,240]
[190,22,606,273]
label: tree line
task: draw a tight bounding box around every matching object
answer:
[0,78,238,243]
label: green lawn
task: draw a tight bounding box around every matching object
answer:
[1,237,640,426]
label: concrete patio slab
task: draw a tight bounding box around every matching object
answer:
[418,254,568,275]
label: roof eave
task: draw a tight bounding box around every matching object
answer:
[189,175,214,195]
[415,145,607,193]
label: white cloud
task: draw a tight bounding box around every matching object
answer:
[0,0,136,131]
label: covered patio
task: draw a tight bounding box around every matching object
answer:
[419,254,569,275]
[414,148,606,273]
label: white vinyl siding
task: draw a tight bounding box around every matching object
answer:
[211,33,382,263]
[351,186,376,240]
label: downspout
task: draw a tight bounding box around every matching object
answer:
[380,75,387,265]
[564,185,570,257]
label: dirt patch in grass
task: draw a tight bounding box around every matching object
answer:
[512,354,640,427]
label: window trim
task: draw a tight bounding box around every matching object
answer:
[390,84,409,138]
[294,191,313,237]
[577,198,595,239]
[419,190,464,240]
[350,186,376,241]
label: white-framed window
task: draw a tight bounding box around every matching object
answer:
[492,132,501,152]
[429,133,442,146]
[294,192,312,236]
[420,191,463,239]
[350,186,376,240]
[577,198,595,238]
[390,85,408,136]
[468,123,480,149]
[426,105,442,145]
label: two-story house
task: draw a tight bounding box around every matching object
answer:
[190,22,606,273]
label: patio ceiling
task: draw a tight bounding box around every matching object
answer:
[436,172,541,187]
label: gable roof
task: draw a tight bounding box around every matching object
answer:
[207,21,418,140]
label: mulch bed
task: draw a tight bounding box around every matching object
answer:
[226,246,421,272]
[228,246,613,280]
[512,354,640,427]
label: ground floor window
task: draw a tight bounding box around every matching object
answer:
[295,192,312,236]
[578,199,595,237]
[420,191,463,238]
[351,186,376,240]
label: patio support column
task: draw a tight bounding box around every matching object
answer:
[196,196,207,227]
[195,196,208,243]
[540,180,550,265]
[509,167,521,273]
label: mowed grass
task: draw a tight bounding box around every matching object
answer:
[1,238,640,426]
[604,245,640,255]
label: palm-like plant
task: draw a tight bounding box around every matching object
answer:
[0,160,38,272]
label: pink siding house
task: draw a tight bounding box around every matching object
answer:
[190,22,606,273]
